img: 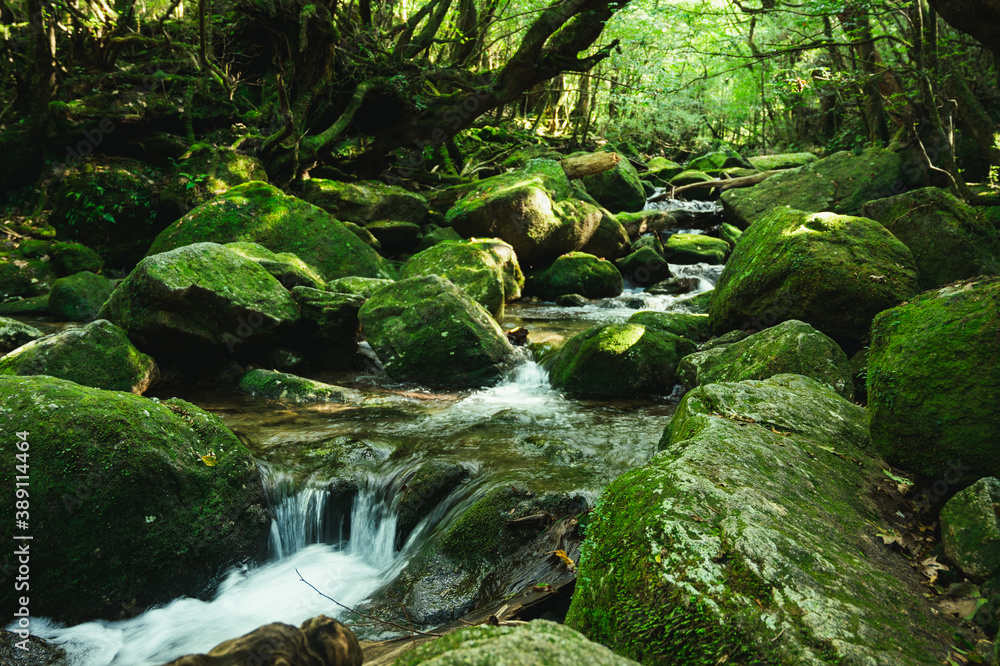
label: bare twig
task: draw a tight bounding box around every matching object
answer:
[295,569,444,638]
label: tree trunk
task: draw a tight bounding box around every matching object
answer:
[839,2,890,144]
[560,151,620,179]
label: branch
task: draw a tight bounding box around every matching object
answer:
[305,78,384,152]
[296,569,443,638]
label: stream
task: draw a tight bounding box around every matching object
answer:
[23,201,724,665]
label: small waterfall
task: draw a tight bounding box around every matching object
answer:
[263,471,336,559]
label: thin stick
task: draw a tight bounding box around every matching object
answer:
[295,569,444,638]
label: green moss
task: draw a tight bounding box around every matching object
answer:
[49,242,103,276]
[47,271,116,322]
[627,311,710,342]
[237,368,360,404]
[162,146,268,211]
[301,179,429,224]
[527,252,622,300]
[663,233,730,265]
[225,241,327,290]
[580,156,646,213]
[747,153,819,171]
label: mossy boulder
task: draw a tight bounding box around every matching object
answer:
[327,276,394,298]
[0,240,58,299]
[663,233,729,265]
[237,368,361,404]
[358,275,516,387]
[444,160,602,266]
[940,477,1000,580]
[668,169,713,188]
[414,225,464,253]
[867,276,1000,479]
[301,179,429,224]
[566,374,953,664]
[99,243,300,364]
[402,239,524,319]
[615,247,671,288]
[394,620,638,666]
[580,155,646,213]
[710,208,919,350]
[548,323,696,396]
[47,271,116,322]
[0,316,43,354]
[290,287,364,369]
[49,241,103,276]
[0,375,270,624]
[363,220,422,256]
[626,311,711,342]
[396,461,472,548]
[747,152,819,171]
[527,252,622,301]
[861,187,999,289]
[676,288,713,314]
[641,157,684,186]
[719,222,742,248]
[0,319,158,394]
[720,147,903,228]
[686,142,754,173]
[49,156,167,267]
[678,319,854,399]
[579,212,631,260]
[149,181,395,280]
[225,242,327,290]
[161,146,268,213]
[0,295,49,317]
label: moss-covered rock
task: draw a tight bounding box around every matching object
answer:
[0,240,58,299]
[747,152,819,171]
[343,221,381,250]
[161,146,268,213]
[0,295,49,317]
[444,160,602,266]
[49,156,167,267]
[301,179,429,224]
[414,225,464,253]
[396,461,472,548]
[527,252,622,301]
[676,288,713,314]
[99,243,300,363]
[710,208,918,350]
[359,275,516,387]
[237,368,361,404]
[615,247,671,288]
[626,311,711,342]
[669,169,714,188]
[49,241,103,276]
[641,157,684,186]
[679,319,853,399]
[548,323,696,396]
[47,271,116,322]
[0,316,43,354]
[719,222,742,248]
[290,286,363,369]
[686,142,754,173]
[364,220,422,257]
[861,187,999,289]
[941,477,1000,579]
[0,319,158,394]
[225,242,327,290]
[580,156,646,213]
[0,375,270,624]
[149,181,395,280]
[394,619,639,666]
[402,239,523,319]
[867,277,1000,479]
[579,212,631,260]
[326,276,394,298]
[720,147,903,228]
[663,233,729,265]
[566,374,953,664]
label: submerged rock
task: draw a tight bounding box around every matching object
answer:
[867,276,1000,479]
[394,620,638,666]
[941,477,1000,580]
[237,368,361,404]
[566,374,953,664]
[0,319,158,394]
[710,208,918,350]
[359,275,516,387]
[548,323,695,396]
[47,271,116,322]
[0,375,270,624]
[149,181,395,280]
[527,252,622,301]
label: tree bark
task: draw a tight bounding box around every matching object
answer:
[560,152,620,179]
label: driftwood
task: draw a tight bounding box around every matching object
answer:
[619,211,678,238]
[649,170,781,203]
[559,151,620,179]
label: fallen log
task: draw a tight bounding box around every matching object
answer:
[619,211,678,238]
[559,151,620,179]
[648,169,782,203]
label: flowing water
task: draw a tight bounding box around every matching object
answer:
[24,255,722,665]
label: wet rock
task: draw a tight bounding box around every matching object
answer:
[100,242,300,365]
[47,271,115,322]
[164,615,362,666]
[580,155,646,213]
[662,233,729,265]
[527,252,622,301]
[710,208,918,351]
[49,241,103,276]
[161,147,268,213]
[0,319,159,394]
[868,276,1000,479]
[645,276,699,296]
[403,239,524,320]
[302,179,429,225]
[556,293,589,307]
[862,187,999,289]
[848,348,868,404]
[149,181,396,280]
[721,147,903,228]
[237,368,361,404]
[747,152,819,171]
[631,234,664,255]
[0,630,68,665]
[548,323,696,396]
[677,319,853,399]
[566,374,954,664]
[627,311,711,342]
[941,477,1000,579]
[393,620,638,666]
[615,247,671,288]
[359,275,516,387]
[578,212,631,260]
[674,288,712,314]
[0,375,270,624]
[396,461,472,548]
[0,316,43,354]
[444,160,601,265]
[225,242,327,290]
